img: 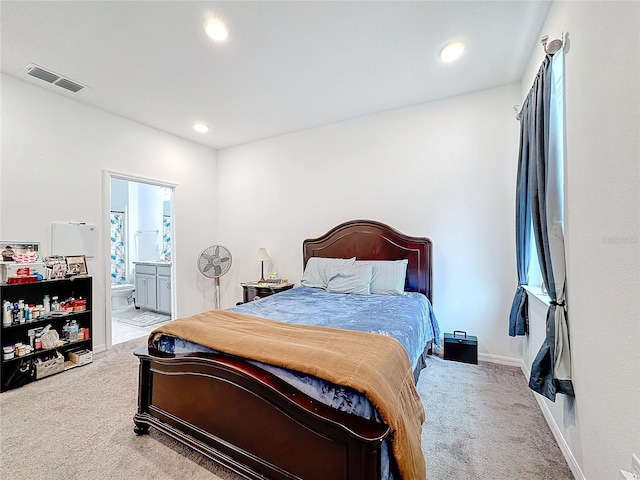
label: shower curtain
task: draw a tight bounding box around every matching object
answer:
[110,212,126,285]
[162,215,171,260]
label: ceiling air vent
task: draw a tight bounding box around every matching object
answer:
[54,77,84,93]
[26,65,60,84]
[23,63,88,93]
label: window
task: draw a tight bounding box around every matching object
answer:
[527,51,565,297]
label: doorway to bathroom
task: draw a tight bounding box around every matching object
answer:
[106,174,175,346]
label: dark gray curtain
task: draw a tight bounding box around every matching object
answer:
[527,54,574,401]
[508,96,532,337]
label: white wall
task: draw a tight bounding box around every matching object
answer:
[520,2,640,479]
[0,74,219,352]
[217,83,523,362]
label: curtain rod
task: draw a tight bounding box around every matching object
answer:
[513,32,566,120]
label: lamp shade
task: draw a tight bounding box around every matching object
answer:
[256,248,271,261]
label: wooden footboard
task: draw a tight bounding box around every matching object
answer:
[134,347,392,480]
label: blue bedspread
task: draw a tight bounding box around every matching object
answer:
[151,286,440,480]
[229,286,441,369]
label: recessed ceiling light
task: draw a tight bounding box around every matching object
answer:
[204,18,228,42]
[193,123,209,133]
[439,42,465,63]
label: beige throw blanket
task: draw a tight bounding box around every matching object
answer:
[151,310,426,480]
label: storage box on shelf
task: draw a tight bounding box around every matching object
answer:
[67,347,92,366]
[35,351,64,380]
[0,276,93,392]
[0,261,46,284]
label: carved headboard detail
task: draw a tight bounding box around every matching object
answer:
[302,219,433,302]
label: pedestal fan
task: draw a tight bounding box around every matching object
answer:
[197,245,232,309]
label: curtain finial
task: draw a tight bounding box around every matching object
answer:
[541,32,565,55]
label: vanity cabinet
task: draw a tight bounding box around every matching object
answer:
[134,269,157,311]
[134,263,171,314]
[156,265,171,314]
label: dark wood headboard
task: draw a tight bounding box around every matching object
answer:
[302,220,433,302]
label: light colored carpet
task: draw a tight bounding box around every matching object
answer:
[419,355,573,479]
[0,337,242,480]
[0,337,573,479]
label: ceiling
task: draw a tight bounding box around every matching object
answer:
[1,1,551,150]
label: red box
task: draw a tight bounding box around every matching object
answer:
[72,299,87,311]
[7,276,38,284]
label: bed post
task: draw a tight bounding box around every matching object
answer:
[133,347,151,435]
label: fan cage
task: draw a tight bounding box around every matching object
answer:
[197,245,232,279]
[197,245,232,310]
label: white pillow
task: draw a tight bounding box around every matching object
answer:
[355,259,408,295]
[326,263,373,295]
[300,257,356,289]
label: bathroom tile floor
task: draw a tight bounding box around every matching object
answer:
[111,305,171,345]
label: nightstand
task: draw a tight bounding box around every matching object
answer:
[241,282,294,303]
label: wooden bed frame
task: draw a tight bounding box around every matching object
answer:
[134,219,433,480]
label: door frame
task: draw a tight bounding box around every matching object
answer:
[102,169,177,349]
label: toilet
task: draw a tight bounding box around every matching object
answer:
[111,283,135,310]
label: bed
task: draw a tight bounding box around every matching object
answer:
[133,219,439,480]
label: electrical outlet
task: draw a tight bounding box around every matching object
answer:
[632,454,640,478]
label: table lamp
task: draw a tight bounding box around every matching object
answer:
[256,248,271,282]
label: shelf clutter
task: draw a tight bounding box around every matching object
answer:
[1,275,93,392]
[0,261,46,284]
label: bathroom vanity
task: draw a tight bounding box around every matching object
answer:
[134,262,171,314]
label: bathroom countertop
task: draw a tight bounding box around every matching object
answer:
[133,261,172,266]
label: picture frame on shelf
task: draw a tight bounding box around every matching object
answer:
[65,255,88,276]
[50,262,68,279]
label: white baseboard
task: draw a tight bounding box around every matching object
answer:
[520,361,585,480]
[478,352,522,367]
